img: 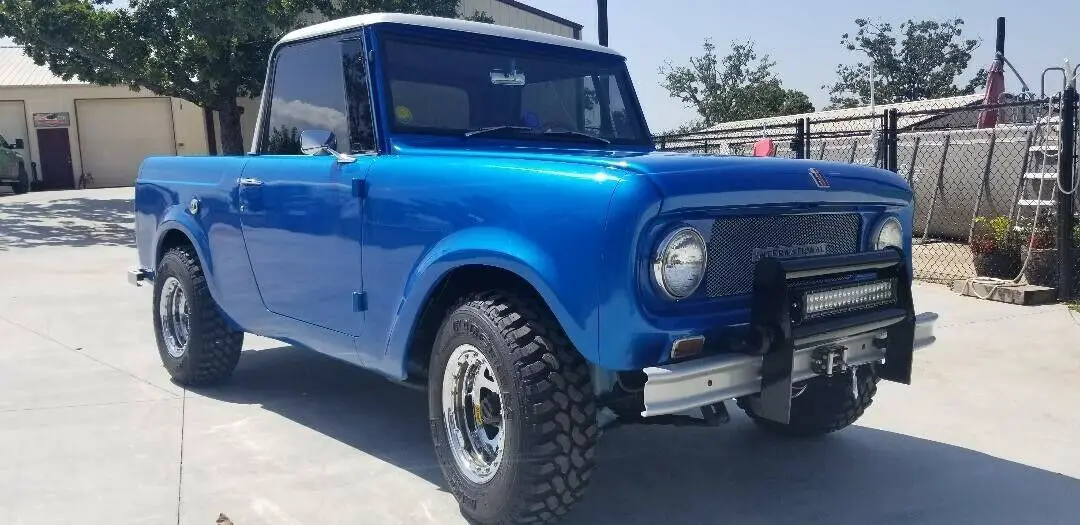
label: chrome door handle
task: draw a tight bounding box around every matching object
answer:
[238,177,263,187]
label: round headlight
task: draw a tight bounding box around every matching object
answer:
[874,216,904,250]
[652,227,707,299]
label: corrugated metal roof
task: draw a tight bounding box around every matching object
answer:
[702,94,985,134]
[0,47,86,86]
[494,0,583,31]
[657,94,988,151]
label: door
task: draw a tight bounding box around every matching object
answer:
[36,128,74,189]
[238,31,377,337]
[238,156,371,335]
[76,98,176,187]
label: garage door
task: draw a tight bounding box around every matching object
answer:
[0,101,28,149]
[76,98,176,187]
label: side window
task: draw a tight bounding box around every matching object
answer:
[342,39,376,153]
[261,37,350,154]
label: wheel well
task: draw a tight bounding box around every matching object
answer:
[156,229,195,268]
[405,265,559,381]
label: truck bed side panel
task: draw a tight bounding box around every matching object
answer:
[134,155,267,331]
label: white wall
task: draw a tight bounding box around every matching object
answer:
[0,100,28,152]
[0,84,207,188]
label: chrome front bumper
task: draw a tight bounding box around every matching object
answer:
[640,311,938,417]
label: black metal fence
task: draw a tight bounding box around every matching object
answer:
[653,90,1080,300]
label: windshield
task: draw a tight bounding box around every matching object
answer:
[377,31,649,146]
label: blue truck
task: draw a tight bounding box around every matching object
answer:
[130,13,937,525]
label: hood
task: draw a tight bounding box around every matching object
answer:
[607,151,913,212]
[394,142,913,211]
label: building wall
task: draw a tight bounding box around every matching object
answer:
[214,96,262,155]
[0,84,206,187]
[461,0,577,39]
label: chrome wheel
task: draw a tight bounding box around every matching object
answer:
[441,344,505,484]
[158,276,190,359]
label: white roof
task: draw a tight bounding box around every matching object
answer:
[279,12,621,56]
[0,47,86,86]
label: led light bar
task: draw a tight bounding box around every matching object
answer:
[802,279,896,319]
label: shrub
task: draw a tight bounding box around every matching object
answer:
[971,215,1018,255]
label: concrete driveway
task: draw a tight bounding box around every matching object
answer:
[2,188,1079,525]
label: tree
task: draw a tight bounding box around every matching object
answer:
[659,39,814,130]
[826,18,986,109]
[0,0,490,154]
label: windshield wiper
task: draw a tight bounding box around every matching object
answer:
[463,125,535,138]
[542,130,611,144]
[464,126,613,145]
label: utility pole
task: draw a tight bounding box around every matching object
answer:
[995,17,1005,58]
[1057,62,1076,300]
[597,0,608,47]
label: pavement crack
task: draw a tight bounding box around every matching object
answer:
[177,388,187,525]
[1067,309,1080,330]
[0,314,177,397]
[0,397,176,413]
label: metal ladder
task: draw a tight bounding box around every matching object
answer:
[1011,67,1070,233]
[1011,104,1060,232]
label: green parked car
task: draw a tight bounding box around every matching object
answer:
[0,133,28,195]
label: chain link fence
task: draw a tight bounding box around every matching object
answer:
[653,121,803,157]
[653,93,1079,300]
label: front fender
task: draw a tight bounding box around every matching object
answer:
[383,227,599,373]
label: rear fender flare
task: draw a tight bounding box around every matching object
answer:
[152,208,235,327]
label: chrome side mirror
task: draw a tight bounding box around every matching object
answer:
[300,129,336,155]
[299,129,355,163]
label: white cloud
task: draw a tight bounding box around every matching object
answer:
[270,97,349,139]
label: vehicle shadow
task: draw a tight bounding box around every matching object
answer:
[194,345,1080,525]
[0,196,134,250]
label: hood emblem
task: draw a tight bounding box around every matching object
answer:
[808,168,830,189]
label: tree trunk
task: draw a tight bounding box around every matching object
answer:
[217,99,246,155]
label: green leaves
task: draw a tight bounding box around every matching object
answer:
[826,17,985,109]
[659,39,815,129]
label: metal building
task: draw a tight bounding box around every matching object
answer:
[0,47,207,190]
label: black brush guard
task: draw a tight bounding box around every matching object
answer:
[750,248,914,424]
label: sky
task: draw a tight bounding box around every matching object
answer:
[518,0,1080,133]
[4,0,1078,134]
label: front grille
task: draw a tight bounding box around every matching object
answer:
[704,213,861,297]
